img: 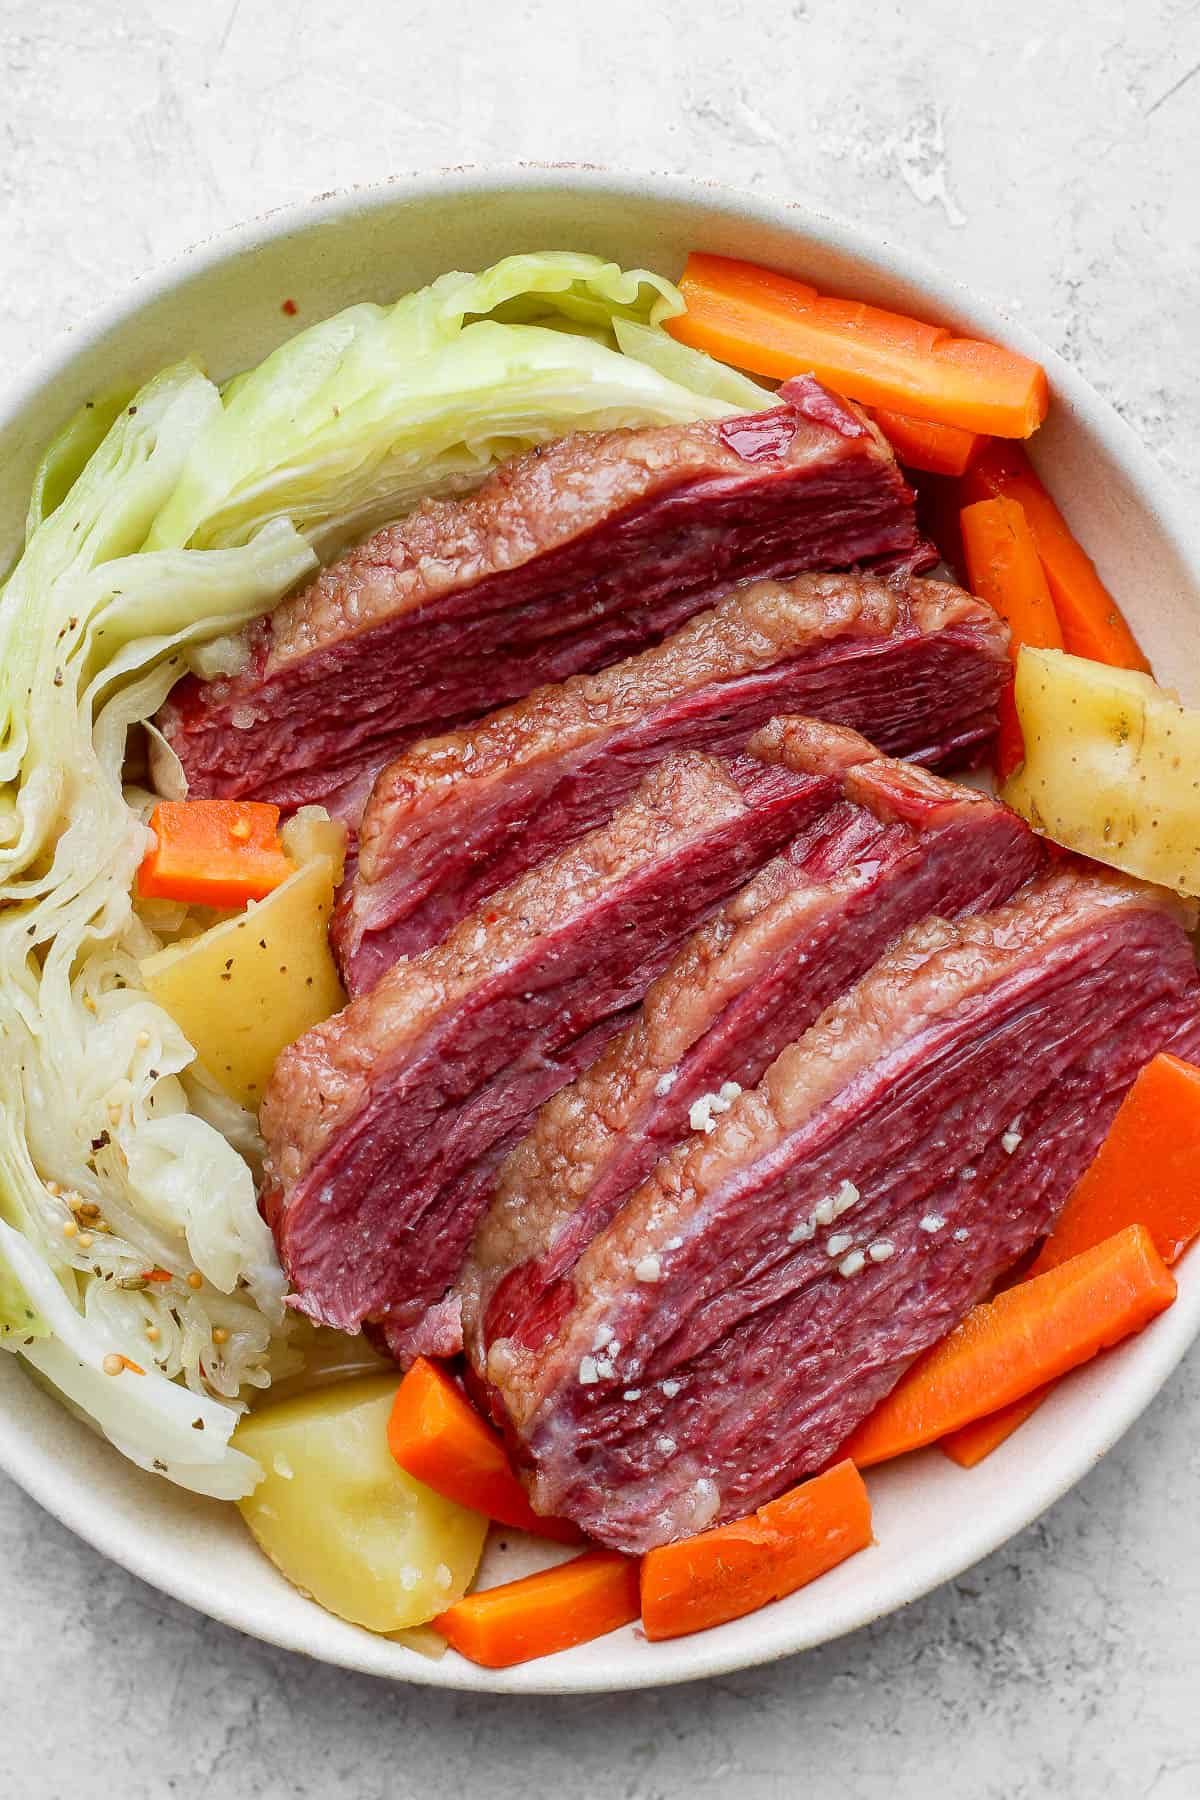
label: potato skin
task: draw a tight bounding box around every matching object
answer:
[141,852,345,1110]
[233,1374,488,1632]
[1004,647,1200,898]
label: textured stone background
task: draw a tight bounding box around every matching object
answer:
[2,2,1199,1795]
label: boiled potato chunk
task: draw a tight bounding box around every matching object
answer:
[280,807,347,885]
[141,853,344,1111]
[233,1375,487,1632]
[1004,647,1200,897]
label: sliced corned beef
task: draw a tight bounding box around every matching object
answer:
[337,571,1008,988]
[259,747,839,1361]
[157,378,924,817]
[476,867,1200,1551]
[459,719,1041,1372]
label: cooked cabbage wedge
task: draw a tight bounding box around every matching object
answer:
[233,1376,488,1632]
[0,365,316,1493]
[1004,647,1200,895]
[143,251,755,558]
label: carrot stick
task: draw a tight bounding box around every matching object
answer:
[942,1054,1200,1466]
[869,407,981,477]
[1034,1055,1200,1275]
[667,253,1049,438]
[387,1357,580,1543]
[640,1460,871,1642]
[841,1224,1176,1469]
[433,1550,640,1667]
[940,1384,1056,1468]
[959,440,1150,671]
[137,800,294,909]
[960,495,1064,780]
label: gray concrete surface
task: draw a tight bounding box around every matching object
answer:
[2,1,1199,1794]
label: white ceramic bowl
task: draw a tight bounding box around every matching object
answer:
[2,167,1198,1695]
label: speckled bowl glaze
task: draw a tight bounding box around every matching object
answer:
[1,167,1198,1694]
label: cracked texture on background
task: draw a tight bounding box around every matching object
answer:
[1,0,1199,1795]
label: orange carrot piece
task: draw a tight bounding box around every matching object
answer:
[869,407,981,477]
[842,1224,1176,1469]
[667,253,1049,438]
[943,1054,1200,1467]
[959,440,1150,671]
[387,1357,580,1543]
[640,1460,871,1642]
[960,494,1064,780]
[940,1384,1056,1468]
[137,800,294,909]
[434,1550,640,1667]
[1033,1055,1200,1276]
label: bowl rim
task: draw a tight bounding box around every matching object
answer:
[2,161,1198,1695]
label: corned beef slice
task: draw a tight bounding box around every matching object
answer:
[460,719,1042,1369]
[338,571,1008,987]
[475,868,1200,1552]
[259,749,838,1359]
[157,379,924,813]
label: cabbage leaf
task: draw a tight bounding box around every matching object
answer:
[0,366,314,1495]
[143,251,753,557]
[613,316,773,409]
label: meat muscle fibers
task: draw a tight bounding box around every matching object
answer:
[460,719,1041,1372]
[479,868,1200,1551]
[158,379,924,818]
[259,748,838,1361]
[338,572,1007,986]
